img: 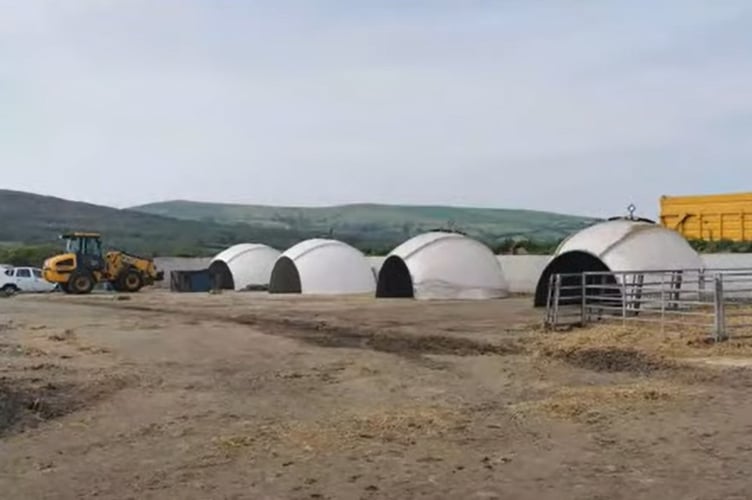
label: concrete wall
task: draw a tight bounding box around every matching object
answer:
[152,253,752,294]
[497,254,752,294]
[497,253,752,294]
[367,256,386,275]
[701,253,752,269]
[497,255,551,294]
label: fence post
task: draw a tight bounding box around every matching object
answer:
[621,276,627,327]
[633,273,644,314]
[552,274,562,329]
[581,273,587,326]
[713,274,727,342]
[660,274,666,335]
[545,273,554,328]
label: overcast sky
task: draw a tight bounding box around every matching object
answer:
[1,1,751,217]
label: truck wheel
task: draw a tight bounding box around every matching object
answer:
[69,272,95,295]
[1,284,18,297]
[120,270,143,293]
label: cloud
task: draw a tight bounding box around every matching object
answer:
[1,0,750,217]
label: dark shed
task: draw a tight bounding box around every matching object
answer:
[170,269,212,293]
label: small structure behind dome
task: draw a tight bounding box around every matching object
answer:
[170,269,212,293]
[377,231,509,300]
[269,239,376,295]
[209,244,281,291]
[534,217,703,306]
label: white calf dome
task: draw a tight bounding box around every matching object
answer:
[209,243,281,291]
[376,231,509,300]
[269,239,376,295]
[534,218,703,306]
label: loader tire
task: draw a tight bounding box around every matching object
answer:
[119,269,143,293]
[69,272,95,295]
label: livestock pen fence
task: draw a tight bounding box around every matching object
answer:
[544,268,752,341]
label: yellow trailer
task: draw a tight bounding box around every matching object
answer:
[660,192,752,241]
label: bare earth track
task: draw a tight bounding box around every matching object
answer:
[2,291,752,499]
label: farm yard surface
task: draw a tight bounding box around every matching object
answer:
[2,292,752,499]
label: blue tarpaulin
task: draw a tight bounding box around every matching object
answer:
[170,269,211,292]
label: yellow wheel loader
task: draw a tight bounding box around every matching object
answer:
[43,232,164,294]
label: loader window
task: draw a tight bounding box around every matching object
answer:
[86,239,102,256]
[66,238,102,256]
[66,238,82,254]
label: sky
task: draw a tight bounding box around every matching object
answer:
[1,1,751,218]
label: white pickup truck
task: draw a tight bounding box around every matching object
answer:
[1,267,57,294]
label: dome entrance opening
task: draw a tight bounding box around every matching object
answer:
[534,251,615,307]
[208,261,234,290]
[269,257,302,294]
[376,256,414,298]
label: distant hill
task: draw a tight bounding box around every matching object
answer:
[0,190,599,258]
[132,200,599,245]
[0,190,319,256]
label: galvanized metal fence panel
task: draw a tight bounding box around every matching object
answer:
[544,268,752,341]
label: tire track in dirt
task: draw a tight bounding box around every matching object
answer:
[43,299,525,362]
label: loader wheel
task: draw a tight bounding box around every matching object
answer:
[69,272,95,295]
[120,270,143,293]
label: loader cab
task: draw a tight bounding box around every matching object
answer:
[62,232,105,271]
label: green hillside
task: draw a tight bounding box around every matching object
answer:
[0,190,319,257]
[0,190,599,262]
[132,200,599,244]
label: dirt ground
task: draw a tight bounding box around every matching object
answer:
[2,291,752,500]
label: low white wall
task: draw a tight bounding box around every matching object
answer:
[701,254,752,269]
[497,255,550,294]
[151,253,752,294]
[497,253,752,295]
[367,256,386,275]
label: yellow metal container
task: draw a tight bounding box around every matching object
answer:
[660,192,752,241]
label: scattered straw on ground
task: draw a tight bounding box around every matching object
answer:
[510,380,687,421]
[536,321,752,361]
[213,405,462,456]
[16,327,111,356]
